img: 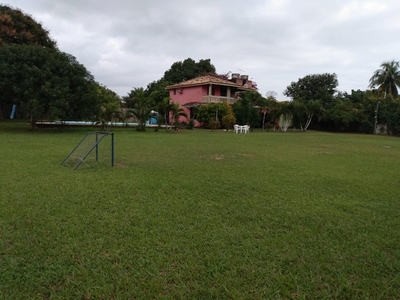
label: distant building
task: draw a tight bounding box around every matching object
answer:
[166,74,257,121]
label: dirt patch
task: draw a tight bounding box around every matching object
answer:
[114,162,129,168]
[315,145,336,155]
[238,153,254,157]
[210,154,225,160]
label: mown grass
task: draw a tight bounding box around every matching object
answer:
[1,121,400,299]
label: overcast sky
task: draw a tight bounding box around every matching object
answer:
[9,0,400,99]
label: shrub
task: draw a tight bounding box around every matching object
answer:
[208,120,220,131]
[222,114,236,131]
[187,119,194,130]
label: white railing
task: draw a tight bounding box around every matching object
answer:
[201,96,237,104]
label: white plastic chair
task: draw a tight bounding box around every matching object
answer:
[234,124,240,134]
[242,125,250,134]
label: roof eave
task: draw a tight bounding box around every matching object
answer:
[166,82,251,90]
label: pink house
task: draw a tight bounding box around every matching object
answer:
[166,74,257,121]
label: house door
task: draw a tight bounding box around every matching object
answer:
[220,86,227,97]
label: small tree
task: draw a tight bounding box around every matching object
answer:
[277,102,294,132]
[169,102,188,129]
[197,103,227,128]
[221,101,236,131]
[93,84,122,131]
[96,101,121,131]
[156,97,172,131]
[279,114,293,132]
[292,99,323,131]
[222,114,236,131]
[209,120,220,131]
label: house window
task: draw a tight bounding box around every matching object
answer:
[174,89,176,95]
[221,86,227,97]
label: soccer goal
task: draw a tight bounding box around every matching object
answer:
[62,132,115,170]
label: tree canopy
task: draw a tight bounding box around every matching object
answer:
[232,91,262,126]
[0,6,113,127]
[369,60,400,98]
[0,45,99,129]
[125,87,155,131]
[163,58,216,84]
[93,84,122,131]
[129,58,216,110]
[283,73,338,108]
[0,5,56,48]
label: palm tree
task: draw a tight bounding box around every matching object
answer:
[96,101,121,132]
[156,97,172,131]
[129,88,154,131]
[256,96,278,131]
[93,84,123,131]
[169,102,188,129]
[277,101,294,132]
[369,60,400,98]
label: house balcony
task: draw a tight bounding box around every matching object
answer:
[201,95,237,104]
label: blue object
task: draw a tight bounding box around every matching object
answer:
[10,104,16,119]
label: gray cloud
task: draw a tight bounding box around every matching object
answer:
[9,0,400,98]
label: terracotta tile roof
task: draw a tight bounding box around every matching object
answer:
[166,75,255,90]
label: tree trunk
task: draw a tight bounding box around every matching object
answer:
[164,112,171,131]
[304,113,313,131]
[262,112,266,131]
[30,116,36,130]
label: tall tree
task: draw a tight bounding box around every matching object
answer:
[369,60,400,98]
[62,53,100,121]
[232,91,261,127]
[145,79,169,105]
[0,45,98,129]
[284,73,338,108]
[123,87,144,108]
[0,5,56,48]
[128,58,216,110]
[0,5,59,119]
[163,58,216,84]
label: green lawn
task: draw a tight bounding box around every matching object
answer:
[1,121,400,299]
